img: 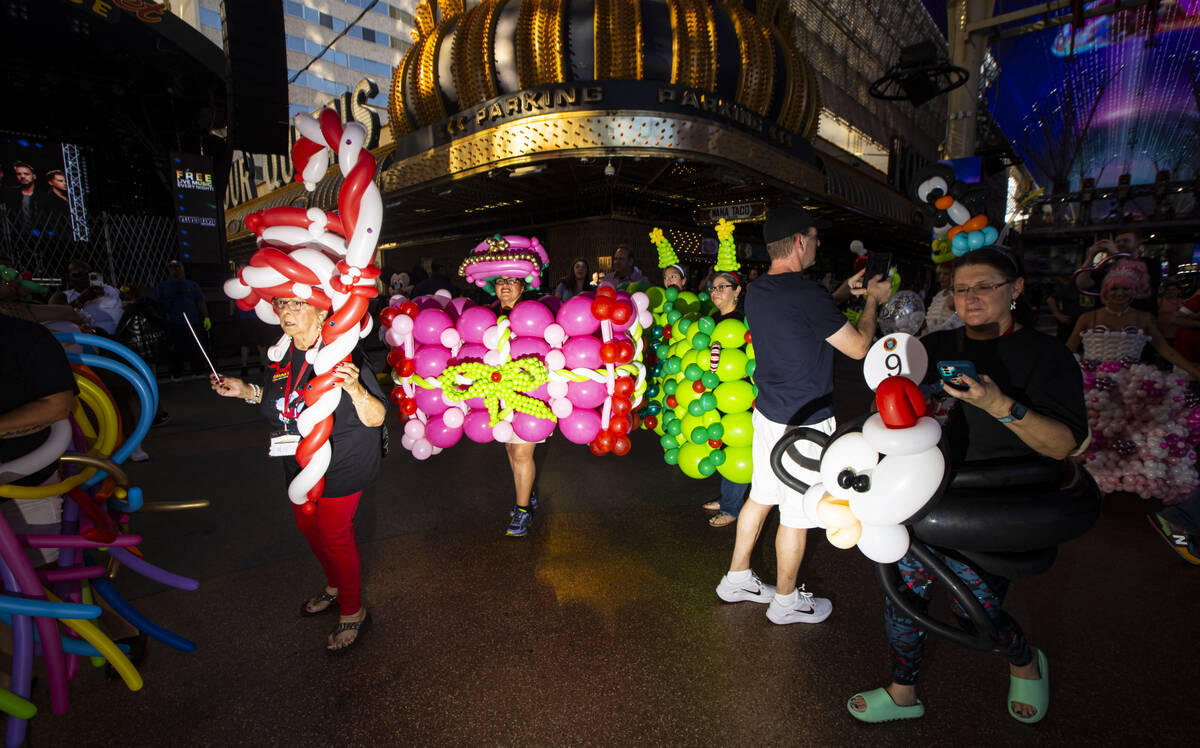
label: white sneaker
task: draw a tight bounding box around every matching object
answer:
[716,571,776,604]
[766,585,832,625]
[130,447,150,462]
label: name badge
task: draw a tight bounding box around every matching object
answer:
[268,430,300,457]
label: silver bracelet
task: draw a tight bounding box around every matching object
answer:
[352,390,370,406]
[244,383,261,404]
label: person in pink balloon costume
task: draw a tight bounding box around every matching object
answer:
[381,234,651,537]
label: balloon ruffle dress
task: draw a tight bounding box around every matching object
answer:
[1078,326,1200,504]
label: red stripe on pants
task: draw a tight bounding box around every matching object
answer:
[291,491,362,616]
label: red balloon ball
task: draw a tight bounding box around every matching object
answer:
[380,307,399,326]
[611,397,631,416]
[389,386,406,406]
[614,377,634,398]
[595,430,614,450]
[398,359,416,378]
[662,327,672,339]
[300,501,316,515]
[744,331,753,344]
[596,285,616,299]
[692,380,706,393]
[708,439,723,449]
[400,398,418,416]
[589,441,609,456]
[610,302,632,324]
[616,340,634,363]
[609,415,631,434]
[612,435,631,455]
[666,395,678,408]
[591,297,613,320]
[599,341,619,364]
[399,301,419,317]
[644,415,658,430]
[386,349,406,368]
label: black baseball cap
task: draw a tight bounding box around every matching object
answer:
[763,203,830,244]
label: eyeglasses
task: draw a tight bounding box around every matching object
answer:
[272,299,309,312]
[950,280,1011,297]
[494,278,523,287]
[711,284,736,291]
[1107,285,1135,292]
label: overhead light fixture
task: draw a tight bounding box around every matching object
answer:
[604,160,615,177]
[508,165,546,178]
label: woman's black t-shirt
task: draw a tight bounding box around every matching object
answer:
[259,343,384,497]
[921,326,1088,465]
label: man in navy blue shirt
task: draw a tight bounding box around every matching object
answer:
[715,204,892,625]
[154,260,211,381]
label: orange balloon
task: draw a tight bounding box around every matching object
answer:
[947,225,964,239]
[934,195,954,210]
[963,215,987,232]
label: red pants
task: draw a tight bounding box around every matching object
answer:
[291,492,362,616]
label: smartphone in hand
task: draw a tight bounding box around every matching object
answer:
[860,251,892,288]
[937,360,978,391]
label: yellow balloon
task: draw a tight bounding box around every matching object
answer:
[716,445,753,483]
[716,349,749,382]
[681,349,702,372]
[45,589,143,692]
[675,382,699,408]
[720,411,754,447]
[712,318,748,348]
[745,342,755,361]
[677,442,710,479]
[714,379,756,414]
[675,291,700,316]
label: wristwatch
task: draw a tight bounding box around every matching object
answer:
[997,401,1028,423]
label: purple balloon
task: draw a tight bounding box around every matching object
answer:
[562,335,602,369]
[513,411,555,442]
[462,410,495,443]
[509,300,554,338]
[413,308,454,345]
[559,407,601,444]
[414,386,450,416]
[567,378,607,408]
[413,344,452,378]
[449,296,476,317]
[509,337,550,360]
[425,414,463,448]
[456,343,489,362]
[456,306,498,344]
[556,295,600,336]
[416,297,443,311]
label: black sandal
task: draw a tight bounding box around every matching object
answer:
[327,611,370,655]
[300,590,338,617]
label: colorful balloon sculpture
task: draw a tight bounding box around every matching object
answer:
[780,334,946,563]
[383,242,649,457]
[0,332,205,745]
[912,164,998,263]
[222,108,382,513]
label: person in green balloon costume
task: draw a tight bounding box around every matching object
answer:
[700,271,750,527]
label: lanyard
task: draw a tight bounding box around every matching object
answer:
[282,343,311,419]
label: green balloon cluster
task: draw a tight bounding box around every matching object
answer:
[638,294,758,484]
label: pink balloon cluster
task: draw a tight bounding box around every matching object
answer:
[1081,363,1199,503]
[380,289,653,459]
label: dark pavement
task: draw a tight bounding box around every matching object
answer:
[29,358,1197,746]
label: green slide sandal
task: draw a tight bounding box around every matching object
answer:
[1008,647,1050,724]
[847,687,925,723]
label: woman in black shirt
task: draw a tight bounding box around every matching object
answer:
[211,296,385,653]
[848,249,1088,725]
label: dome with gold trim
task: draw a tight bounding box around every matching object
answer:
[388,0,821,142]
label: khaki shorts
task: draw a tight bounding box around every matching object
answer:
[749,410,836,529]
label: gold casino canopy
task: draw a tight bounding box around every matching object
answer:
[388,0,821,142]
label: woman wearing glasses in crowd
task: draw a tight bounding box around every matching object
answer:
[210,296,386,654]
[700,271,748,527]
[849,248,1089,725]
